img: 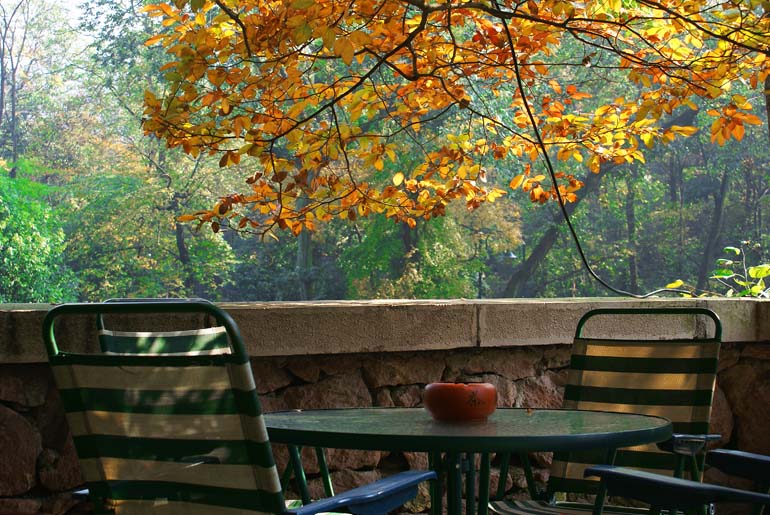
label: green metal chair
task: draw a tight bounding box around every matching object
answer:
[97,298,335,501]
[489,307,722,515]
[585,448,770,515]
[44,301,435,515]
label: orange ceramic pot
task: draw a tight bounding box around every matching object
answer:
[423,382,497,422]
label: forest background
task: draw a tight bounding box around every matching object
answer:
[0,0,768,303]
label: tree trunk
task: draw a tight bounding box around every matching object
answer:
[174,221,197,294]
[625,170,638,293]
[765,75,770,145]
[499,169,604,297]
[695,169,729,292]
[295,229,313,300]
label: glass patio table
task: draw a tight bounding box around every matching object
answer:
[264,407,672,515]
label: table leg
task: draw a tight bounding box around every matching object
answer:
[315,447,334,497]
[495,452,511,501]
[288,445,312,505]
[465,453,476,515]
[429,451,444,515]
[447,452,463,515]
[478,453,491,515]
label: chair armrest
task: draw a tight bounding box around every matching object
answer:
[656,434,722,456]
[707,449,770,483]
[584,465,770,509]
[291,470,436,515]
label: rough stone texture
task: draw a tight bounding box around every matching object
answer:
[362,353,445,389]
[0,364,49,408]
[251,358,293,393]
[29,384,69,452]
[741,342,770,361]
[258,395,289,413]
[529,451,553,468]
[709,385,734,447]
[318,355,365,377]
[518,373,564,409]
[718,360,770,454]
[0,404,42,496]
[718,344,742,372]
[375,389,395,407]
[0,498,42,515]
[272,445,382,476]
[403,480,432,513]
[40,493,80,515]
[37,437,84,492]
[403,452,429,471]
[324,448,382,472]
[488,468,515,497]
[391,385,423,407]
[541,345,571,370]
[285,357,322,383]
[480,374,517,407]
[283,370,372,409]
[446,348,538,381]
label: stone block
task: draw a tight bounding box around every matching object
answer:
[0,404,42,496]
[519,373,564,409]
[446,348,538,381]
[226,300,476,357]
[391,385,422,407]
[250,358,293,393]
[362,353,444,389]
[0,498,41,515]
[0,364,49,408]
[709,385,733,448]
[37,437,84,492]
[719,361,770,454]
[283,370,372,409]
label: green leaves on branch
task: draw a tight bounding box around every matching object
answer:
[709,243,770,298]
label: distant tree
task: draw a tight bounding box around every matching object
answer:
[0,161,75,302]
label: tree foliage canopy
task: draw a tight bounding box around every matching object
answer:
[143,0,770,237]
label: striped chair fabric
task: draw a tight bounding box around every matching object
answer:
[97,298,229,355]
[98,326,231,355]
[490,308,721,515]
[51,347,285,515]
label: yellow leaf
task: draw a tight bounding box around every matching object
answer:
[334,38,355,65]
[670,125,699,137]
[393,172,405,186]
[510,174,525,189]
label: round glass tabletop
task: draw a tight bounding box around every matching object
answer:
[264,407,672,453]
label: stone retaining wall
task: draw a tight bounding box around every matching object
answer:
[0,299,768,514]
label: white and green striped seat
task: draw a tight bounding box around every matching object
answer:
[490,307,722,515]
[45,301,434,515]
